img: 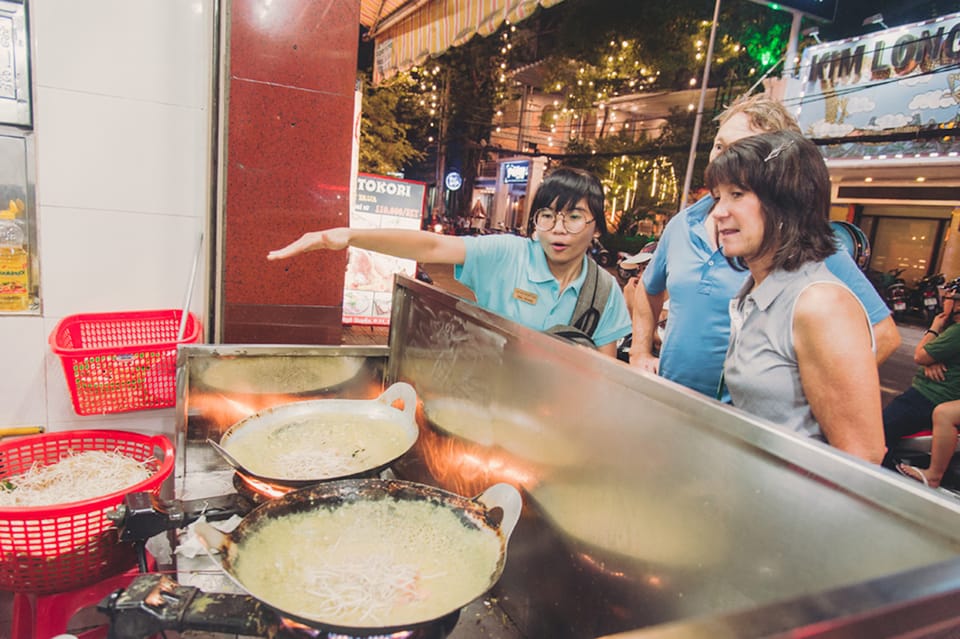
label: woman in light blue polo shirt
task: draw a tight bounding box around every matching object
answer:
[268,167,631,356]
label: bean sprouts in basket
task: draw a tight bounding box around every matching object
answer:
[0,449,152,507]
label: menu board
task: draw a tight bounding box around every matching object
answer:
[342,173,427,325]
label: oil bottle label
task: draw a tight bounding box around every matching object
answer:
[0,249,29,311]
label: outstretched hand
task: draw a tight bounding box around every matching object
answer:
[267,228,351,261]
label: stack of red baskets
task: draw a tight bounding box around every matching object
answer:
[49,309,201,415]
[0,429,174,594]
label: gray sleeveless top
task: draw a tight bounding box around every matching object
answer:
[724,261,873,441]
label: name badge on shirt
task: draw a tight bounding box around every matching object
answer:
[513,288,538,305]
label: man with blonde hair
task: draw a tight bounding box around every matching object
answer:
[629,93,900,398]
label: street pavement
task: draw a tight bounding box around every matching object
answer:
[879,321,924,408]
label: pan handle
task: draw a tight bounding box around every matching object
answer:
[377,381,417,420]
[474,483,522,541]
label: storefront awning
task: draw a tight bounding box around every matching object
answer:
[361,0,565,84]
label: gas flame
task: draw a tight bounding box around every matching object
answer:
[236,471,296,499]
[412,403,538,496]
[278,615,416,638]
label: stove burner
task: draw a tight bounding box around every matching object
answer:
[100,573,462,639]
[233,470,298,503]
[279,610,460,639]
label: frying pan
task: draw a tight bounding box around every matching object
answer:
[194,478,522,635]
[213,382,418,487]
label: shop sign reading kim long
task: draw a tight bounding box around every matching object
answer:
[785,11,960,160]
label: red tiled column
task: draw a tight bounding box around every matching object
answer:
[221,0,359,344]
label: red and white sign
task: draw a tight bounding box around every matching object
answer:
[342,173,427,325]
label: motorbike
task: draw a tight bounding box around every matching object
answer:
[867,267,908,321]
[910,272,945,323]
[887,270,909,321]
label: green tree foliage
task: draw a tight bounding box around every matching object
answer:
[357,0,797,219]
[357,73,428,175]
[534,0,790,216]
[543,0,791,92]
[654,105,717,196]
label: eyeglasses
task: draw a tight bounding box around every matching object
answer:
[533,208,595,234]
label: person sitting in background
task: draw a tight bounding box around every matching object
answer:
[267,167,631,357]
[883,292,960,470]
[630,94,899,399]
[897,399,960,488]
[707,130,885,464]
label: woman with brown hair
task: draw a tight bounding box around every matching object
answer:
[706,130,885,464]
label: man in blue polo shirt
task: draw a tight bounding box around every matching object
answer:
[629,94,900,398]
[268,167,631,357]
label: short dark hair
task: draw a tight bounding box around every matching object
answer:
[704,130,834,272]
[528,166,607,235]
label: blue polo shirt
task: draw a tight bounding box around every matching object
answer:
[456,234,631,348]
[643,194,890,399]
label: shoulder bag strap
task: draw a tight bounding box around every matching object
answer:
[571,258,612,338]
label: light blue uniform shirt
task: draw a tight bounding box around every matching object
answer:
[642,194,890,399]
[456,234,631,348]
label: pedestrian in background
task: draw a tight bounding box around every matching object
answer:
[897,398,960,488]
[884,291,960,472]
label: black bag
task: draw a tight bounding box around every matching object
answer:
[544,258,612,348]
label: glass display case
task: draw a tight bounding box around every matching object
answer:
[0,132,36,313]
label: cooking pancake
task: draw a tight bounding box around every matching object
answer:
[230,498,503,627]
[218,383,420,484]
[224,411,413,480]
[196,480,522,632]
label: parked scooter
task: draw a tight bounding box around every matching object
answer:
[910,272,945,323]
[867,267,908,321]
[887,270,909,321]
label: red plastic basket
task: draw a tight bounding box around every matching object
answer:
[0,429,174,594]
[49,309,201,415]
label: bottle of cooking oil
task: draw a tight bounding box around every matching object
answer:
[0,203,29,311]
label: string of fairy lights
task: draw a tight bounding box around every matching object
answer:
[395,15,781,218]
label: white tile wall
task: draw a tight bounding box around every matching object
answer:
[35,88,209,215]
[0,0,214,433]
[31,0,211,108]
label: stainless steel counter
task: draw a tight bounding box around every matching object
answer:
[167,278,960,638]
